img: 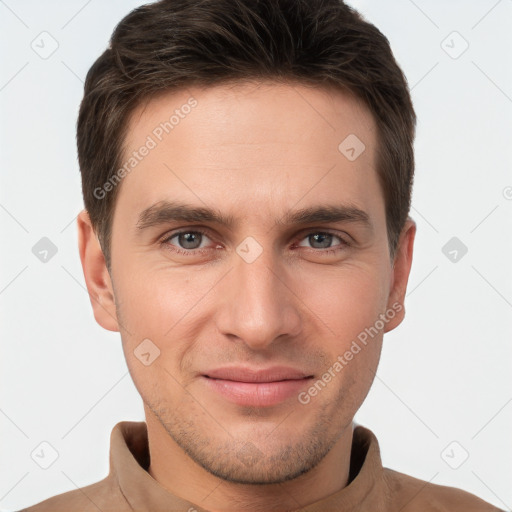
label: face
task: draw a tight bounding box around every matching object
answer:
[79,81,415,485]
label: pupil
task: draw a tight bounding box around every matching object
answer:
[311,233,331,248]
[180,232,201,249]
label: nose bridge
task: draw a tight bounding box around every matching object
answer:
[215,242,301,349]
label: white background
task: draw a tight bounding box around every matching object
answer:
[0,0,511,510]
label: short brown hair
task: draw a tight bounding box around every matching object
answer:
[78,0,416,270]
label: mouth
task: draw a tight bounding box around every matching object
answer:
[201,366,314,407]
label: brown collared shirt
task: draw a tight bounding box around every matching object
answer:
[21,421,503,511]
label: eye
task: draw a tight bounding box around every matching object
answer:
[159,228,350,259]
[297,232,349,251]
[162,230,212,252]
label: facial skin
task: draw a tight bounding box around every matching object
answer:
[78,81,415,512]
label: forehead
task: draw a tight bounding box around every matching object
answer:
[115,81,381,226]
[124,81,376,156]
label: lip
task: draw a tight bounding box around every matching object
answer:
[204,365,310,382]
[202,366,314,407]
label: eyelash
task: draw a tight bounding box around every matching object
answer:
[158,228,351,257]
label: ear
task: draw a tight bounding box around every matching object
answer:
[77,209,119,332]
[384,218,416,333]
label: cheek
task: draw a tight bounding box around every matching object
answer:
[294,262,390,345]
[297,264,387,413]
[114,268,210,403]
[114,265,218,345]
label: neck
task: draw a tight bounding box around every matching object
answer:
[145,408,354,512]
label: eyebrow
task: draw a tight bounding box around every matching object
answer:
[136,200,372,232]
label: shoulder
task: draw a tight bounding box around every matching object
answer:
[18,476,130,512]
[383,468,504,512]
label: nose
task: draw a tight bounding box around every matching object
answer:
[214,245,302,351]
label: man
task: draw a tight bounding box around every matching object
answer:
[21,0,502,510]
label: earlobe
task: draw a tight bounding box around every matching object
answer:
[77,210,120,332]
[384,218,416,333]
